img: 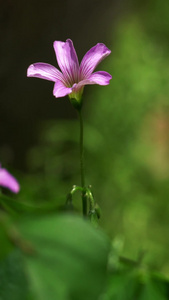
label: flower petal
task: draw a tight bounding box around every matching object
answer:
[87,71,112,85]
[0,167,20,193]
[27,63,64,82]
[74,71,112,90]
[80,43,111,78]
[53,80,72,98]
[53,39,79,84]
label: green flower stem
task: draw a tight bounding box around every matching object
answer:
[78,110,87,217]
[70,185,83,195]
[78,110,85,187]
[86,188,95,211]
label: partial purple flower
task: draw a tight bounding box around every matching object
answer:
[27,39,112,104]
[0,164,20,193]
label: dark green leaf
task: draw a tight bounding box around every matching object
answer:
[0,194,62,215]
[106,270,139,300]
[105,268,169,300]
[138,277,169,300]
[0,250,31,300]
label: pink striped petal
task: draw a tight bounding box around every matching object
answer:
[27,63,64,82]
[80,43,111,78]
[74,71,112,90]
[0,167,20,193]
[53,80,72,98]
[87,71,112,85]
[53,39,79,84]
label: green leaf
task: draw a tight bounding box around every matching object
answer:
[0,194,62,215]
[106,270,139,300]
[0,224,13,260]
[105,267,169,300]
[0,250,31,300]
[20,214,110,300]
[138,277,169,300]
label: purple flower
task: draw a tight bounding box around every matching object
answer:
[0,164,20,193]
[27,39,112,103]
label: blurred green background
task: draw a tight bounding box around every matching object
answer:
[1,0,169,277]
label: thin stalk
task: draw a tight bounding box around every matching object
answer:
[78,110,87,216]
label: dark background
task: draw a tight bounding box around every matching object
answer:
[0,0,126,170]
